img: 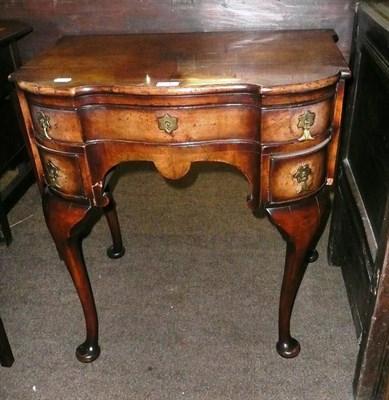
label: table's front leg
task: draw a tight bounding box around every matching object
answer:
[266,189,330,358]
[42,190,102,363]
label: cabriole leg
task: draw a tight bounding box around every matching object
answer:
[266,190,330,358]
[43,190,102,363]
[103,192,125,259]
[0,317,14,367]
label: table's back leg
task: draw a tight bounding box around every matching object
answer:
[43,190,102,363]
[0,199,12,246]
[103,192,125,259]
[266,189,330,358]
[0,317,14,367]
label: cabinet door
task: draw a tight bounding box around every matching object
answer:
[328,3,389,399]
[346,35,389,256]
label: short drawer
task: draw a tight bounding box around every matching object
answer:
[38,147,85,197]
[269,146,328,203]
[29,104,83,143]
[79,105,259,142]
[261,97,334,143]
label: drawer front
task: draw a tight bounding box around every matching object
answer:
[38,147,85,197]
[29,104,82,143]
[261,98,334,143]
[269,147,327,203]
[80,105,259,142]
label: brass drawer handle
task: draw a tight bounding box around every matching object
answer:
[37,110,51,139]
[46,160,61,189]
[292,164,312,193]
[158,114,178,134]
[297,110,315,141]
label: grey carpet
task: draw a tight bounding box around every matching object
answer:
[0,163,357,399]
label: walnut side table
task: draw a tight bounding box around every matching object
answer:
[10,30,350,362]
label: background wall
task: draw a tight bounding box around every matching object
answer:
[2,0,356,63]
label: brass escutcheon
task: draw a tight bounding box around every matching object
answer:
[46,160,60,189]
[37,110,51,139]
[292,164,312,193]
[297,110,315,141]
[158,114,178,134]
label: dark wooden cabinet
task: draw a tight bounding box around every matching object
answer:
[0,20,34,245]
[328,2,389,399]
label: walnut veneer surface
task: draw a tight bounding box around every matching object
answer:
[10,30,350,363]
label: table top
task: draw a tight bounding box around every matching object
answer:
[0,20,32,46]
[11,30,350,96]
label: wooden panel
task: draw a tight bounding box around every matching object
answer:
[1,0,355,63]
